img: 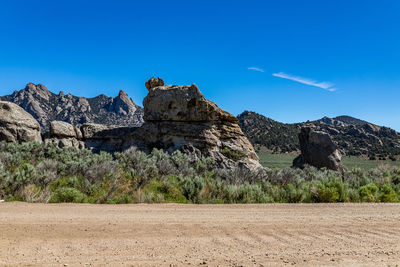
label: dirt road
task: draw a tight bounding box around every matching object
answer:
[0,203,400,266]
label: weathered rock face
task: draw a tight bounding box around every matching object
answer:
[80,123,141,152]
[45,120,85,149]
[143,84,238,123]
[0,101,42,143]
[293,126,344,171]
[50,121,79,138]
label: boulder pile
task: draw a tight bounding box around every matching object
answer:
[44,121,85,148]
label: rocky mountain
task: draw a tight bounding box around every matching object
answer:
[238,111,400,159]
[0,83,144,131]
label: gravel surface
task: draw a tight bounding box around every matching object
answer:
[1,202,400,266]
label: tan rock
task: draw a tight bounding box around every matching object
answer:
[50,121,77,138]
[80,123,119,139]
[139,82,260,171]
[0,101,42,142]
[143,84,238,123]
[145,77,164,91]
[293,126,344,171]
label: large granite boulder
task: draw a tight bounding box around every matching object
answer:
[0,101,42,143]
[137,79,262,171]
[293,126,344,171]
[50,120,80,138]
[45,120,85,148]
[143,84,238,123]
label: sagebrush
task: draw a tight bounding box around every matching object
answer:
[0,142,399,203]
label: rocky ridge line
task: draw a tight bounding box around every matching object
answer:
[0,83,144,131]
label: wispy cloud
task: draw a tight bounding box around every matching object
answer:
[248,67,264,73]
[272,72,337,92]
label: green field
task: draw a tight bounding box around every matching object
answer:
[258,152,400,170]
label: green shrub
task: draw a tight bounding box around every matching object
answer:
[49,187,87,203]
[284,183,307,203]
[107,194,133,204]
[379,183,398,202]
[359,184,379,202]
[221,147,246,161]
[182,176,204,203]
[1,141,400,204]
[236,183,269,203]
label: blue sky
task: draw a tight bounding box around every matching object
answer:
[0,0,399,130]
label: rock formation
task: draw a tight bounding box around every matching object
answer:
[50,121,80,138]
[75,79,263,171]
[145,77,164,91]
[0,101,42,143]
[0,78,262,171]
[292,126,344,171]
[137,80,261,171]
[44,121,85,148]
[1,83,144,130]
[80,123,140,152]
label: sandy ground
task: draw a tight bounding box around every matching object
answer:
[1,203,400,266]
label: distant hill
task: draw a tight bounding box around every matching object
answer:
[237,111,301,153]
[333,115,369,126]
[238,111,400,159]
[1,83,144,131]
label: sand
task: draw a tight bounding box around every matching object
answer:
[0,202,399,266]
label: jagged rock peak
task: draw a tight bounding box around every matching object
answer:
[118,89,128,97]
[145,77,164,91]
[110,89,137,116]
[22,82,51,101]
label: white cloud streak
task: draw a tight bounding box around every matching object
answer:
[272,72,337,92]
[247,67,264,73]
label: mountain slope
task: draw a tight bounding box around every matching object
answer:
[237,111,301,153]
[1,83,144,130]
[238,111,400,159]
[334,115,369,126]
